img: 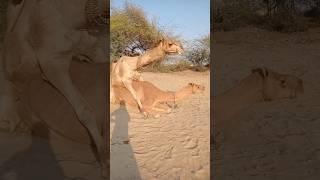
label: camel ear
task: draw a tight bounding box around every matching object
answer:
[158,39,164,46]
[252,68,265,78]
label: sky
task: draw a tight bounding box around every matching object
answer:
[111,0,210,41]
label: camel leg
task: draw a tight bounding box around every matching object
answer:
[122,80,146,115]
[37,54,107,175]
[152,106,172,113]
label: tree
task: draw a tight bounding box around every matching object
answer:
[110,1,163,60]
[185,35,210,66]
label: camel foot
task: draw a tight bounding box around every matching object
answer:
[142,112,150,119]
[139,106,146,113]
[154,114,161,118]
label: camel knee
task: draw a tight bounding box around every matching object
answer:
[123,81,143,107]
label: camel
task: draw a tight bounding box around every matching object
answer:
[111,39,184,115]
[112,81,205,117]
[212,67,304,137]
[1,0,108,177]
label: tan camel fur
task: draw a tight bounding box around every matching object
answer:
[1,0,108,177]
[212,67,304,136]
[112,81,205,116]
[110,39,184,114]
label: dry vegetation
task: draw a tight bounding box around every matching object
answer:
[111,2,210,72]
[213,0,320,32]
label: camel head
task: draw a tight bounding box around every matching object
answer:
[188,83,205,94]
[158,38,184,55]
[252,67,304,101]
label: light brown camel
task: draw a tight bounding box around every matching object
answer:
[112,81,205,117]
[111,39,184,115]
[1,0,108,177]
[212,67,304,137]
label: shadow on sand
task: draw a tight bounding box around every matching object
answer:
[0,122,65,180]
[110,105,141,180]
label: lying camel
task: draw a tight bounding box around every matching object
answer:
[212,67,304,137]
[111,39,184,114]
[112,81,205,117]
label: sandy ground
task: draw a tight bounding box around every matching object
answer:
[0,131,105,180]
[110,71,210,180]
[0,60,107,179]
[212,27,320,180]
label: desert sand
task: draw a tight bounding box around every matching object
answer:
[110,71,210,180]
[212,27,320,180]
[0,131,106,180]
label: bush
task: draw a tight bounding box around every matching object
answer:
[185,35,210,66]
[213,0,260,31]
[213,0,317,33]
[261,11,308,32]
[111,2,163,60]
[139,60,192,73]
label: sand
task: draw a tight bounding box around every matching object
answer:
[212,27,320,179]
[0,131,105,180]
[0,60,108,180]
[110,71,210,180]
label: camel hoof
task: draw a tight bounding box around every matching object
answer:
[154,114,160,118]
[166,108,172,113]
[139,106,146,113]
[142,112,149,119]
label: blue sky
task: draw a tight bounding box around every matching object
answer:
[111,0,210,41]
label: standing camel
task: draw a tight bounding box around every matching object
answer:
[111,39,184,115]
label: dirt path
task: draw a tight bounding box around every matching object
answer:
[110,71,210,180]
[212,27,320,179]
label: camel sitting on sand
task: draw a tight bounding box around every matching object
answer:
[212,67,304,136]
[112,81,205,117]
[111,38,184,115]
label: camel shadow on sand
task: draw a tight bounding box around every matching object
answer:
[0,122,65,180]
[110,105,141,180]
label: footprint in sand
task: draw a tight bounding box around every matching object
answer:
[183,136,198,149]
[164,145,174,159]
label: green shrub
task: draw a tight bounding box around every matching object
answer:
[111,2,163,60]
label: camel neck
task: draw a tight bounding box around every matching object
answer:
[174,86,193,101]
[136,46,165,68]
